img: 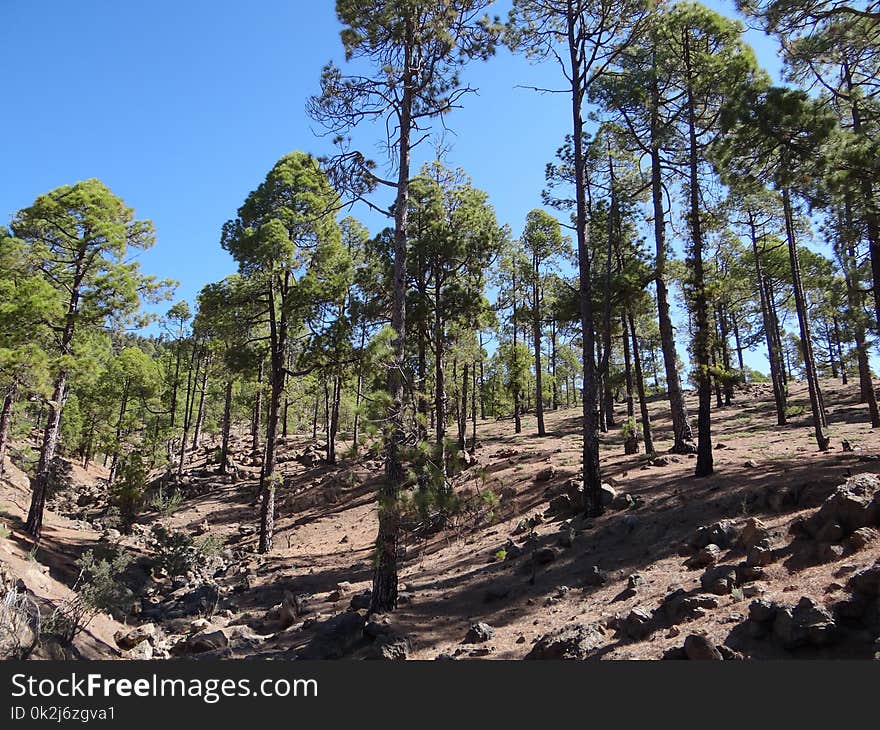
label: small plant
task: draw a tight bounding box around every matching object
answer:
[0,522,9,540]
[784,404,806,418]
[494,548,507,562]
[0,588,40,659]
[149,485,184,517]
[42,546,134,643]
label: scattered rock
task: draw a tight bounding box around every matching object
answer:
[700,565,738,595]
[535,465,557,483]
[524,623,605,660]
[583,565,609,587]
[299,612,366,659]
[464,623,495,644]
[114,623,156,651]
[772,597,840,649]
[686,544,722,569]
[683,634,723,660]
[738,518,771,551]
[349,590,372,611]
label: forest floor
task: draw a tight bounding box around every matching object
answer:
[2,377,880,660]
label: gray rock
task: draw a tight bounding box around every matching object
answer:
[700,564,738,595]
[524,623,605,660]
[365,634,410,660]
[349,589,372,611]
[683,634,723,660]
[464,622,495,644]
[616,608,654,640]
[535,465,557,483]
[686,544,722,569]
[848,565,880,596]
[299,612,366,659]
[583,565,609,587]
[738,518,771,550]
[114,623,156,651]
[659,590,719,625]
[772,597,839,649]
[746,541,775,567]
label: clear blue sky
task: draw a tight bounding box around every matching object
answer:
[1,0,784,371]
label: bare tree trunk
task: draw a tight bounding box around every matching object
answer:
[220,380,233,474]
[783,187,829,450]
[628,311,654,454]
[621,314,638,455]
[191,356,210,451]
[0,382,16,476]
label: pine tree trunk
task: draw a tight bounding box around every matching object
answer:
[566,11,602,517]
[628,311,654,454]
[220,380,233,474]
[532,262,545,436]
[685,40,713,478]
[191,357,209,451]
[783,187,830,450]
[0,381,16,476]
[621,314,639,455]
[650,49,694,455]
[371,52,413,613]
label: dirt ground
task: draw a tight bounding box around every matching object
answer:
[2,377,879,660]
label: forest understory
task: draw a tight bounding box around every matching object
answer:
[2,378,879,661]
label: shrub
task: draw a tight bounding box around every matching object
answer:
[42,546,134,643]
[111,452,148,525]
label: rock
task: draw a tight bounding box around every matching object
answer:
[533,547,559,565]
[279,592,299,630]
[691,520,739,551]
[815,521,845,544]
[349,590,372,611]
[736,563,766,583]
[299,612,366,659]
[535,465,557,483]
[815,542,846,564]
[683,634,723,660]
[616,608,654,640]
[700,565,738,595]
[464,623,495,644]
[483,583,511,603]
[738,518,771,550]
[744,459,759,468]
[366,634,410,660]
[746,541,775,567]
[557,524,575,548]
[651,455,672,467]
[565,479,585,511]
[238,525,256,536]
[748,599,778,625]
[503,540,524,560]
[114,623,156,651]
[772,597,839,650]
[659,590,719,625]
[600,483,617,506]
[848,565,880,596]
[524,623,605,660]
[686,544,722,569]
[178,629,229,655]
[547,495,573,514]
[125,640,153,660]
[804,474,880,538]
[611,493,637,510]
[583,565,609,587]
[628,573,645,590]
[845,527,879,552]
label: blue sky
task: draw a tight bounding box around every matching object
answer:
[1,0,785,372]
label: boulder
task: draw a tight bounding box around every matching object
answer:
[535,465,557,483]
[464,623,495,644]
[700,564,738,595]
[848,564,880,596]
[772,597,839,650]
[583,565,609,587]
[690,520,740,551]
[686,544,722,569]
[615,608,654,640]
[299,612,366,659]
[524,623,605,660]
[365,634,410,660]
[683,634,723,660]
[659,590,719,625]
[114,623,156,651]
[738,518,771,551]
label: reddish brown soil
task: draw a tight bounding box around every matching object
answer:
[2,378,879,660]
